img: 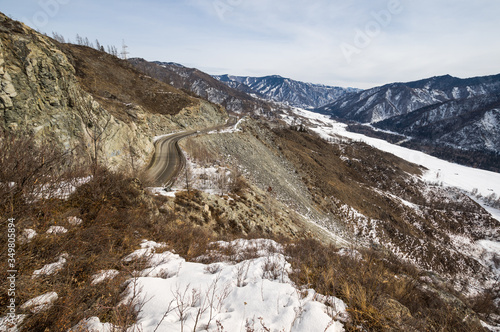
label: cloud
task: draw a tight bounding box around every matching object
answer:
[3,0,500,88]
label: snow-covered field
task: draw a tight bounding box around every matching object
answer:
[287,108,500,220]
[71,239,348,332]
[286,108,500,319]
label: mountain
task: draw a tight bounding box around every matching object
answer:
[213,74,359,109]
[129,59,279,116]
[0,13,225,171]
[317,74,500,171]
[2,12,500,332]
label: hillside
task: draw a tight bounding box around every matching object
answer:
[316,74,500,171]
[0,13,226,171]
[1,11,500,332]
[128,58,278,116]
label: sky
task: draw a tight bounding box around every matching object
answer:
[2,0,500,89]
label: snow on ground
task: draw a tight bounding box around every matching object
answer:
[208,116,247,134]
[469,196,500,223]
[153,131,182,143]
[73,239,347,332]
[291,108,500,295]
[20,292,58,314]
[67,216,83,226]
[32,253,68,278]
[290,108,500,200]
[69,317,117,332]
[482,320,500,332]
[46,226,68,234]
[20,229,37,243]
[91,270,120,285]
[477,240,500,276]
[122,240,167,263]
[0,314,26,332]
[147,154,232,198]
[126,238,347,332]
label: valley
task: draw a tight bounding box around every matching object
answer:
[1,10,500,332]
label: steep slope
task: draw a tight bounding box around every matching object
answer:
[214,74,359,109]
[179,115,500,329]
[128,58,277,115]
[0,13,226,170]
[317,74,500,171]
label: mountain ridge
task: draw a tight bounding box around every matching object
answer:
[316,73,500,171]
[213,74,360,109]
[129,58,278,115]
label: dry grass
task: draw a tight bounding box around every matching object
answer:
[59,43,196,120]
[0,128,492,331]
[0,161,219,330]
[285,238,485,331]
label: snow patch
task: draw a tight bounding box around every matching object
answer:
[21,229,37,243]
[20,292,58,314]
[46,226,68,234]
[122,240,168,263]
[69,317,119,332]
[91,270,120,285]
[32,253,68,278]
[88,239,348,332]
[67,216,83,226]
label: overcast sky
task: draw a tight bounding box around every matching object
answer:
[3,0,500,89]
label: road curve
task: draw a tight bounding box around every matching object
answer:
[144,117,239,187]
[144,130,197,187]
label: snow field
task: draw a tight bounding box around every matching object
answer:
[289,108,500,201]
[73,239,348,332]
[128,239,346,332]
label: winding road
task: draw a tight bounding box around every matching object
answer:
[144,130,197,187]
[144,117,238,187]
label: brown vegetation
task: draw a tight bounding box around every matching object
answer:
[271,127,499,276]
[285,238,486,331]
[59,43,196,120]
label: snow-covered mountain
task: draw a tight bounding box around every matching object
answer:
[317,74,500,123]
[129,59,279,115]
[214,74,359,109]
[317,74,500,171]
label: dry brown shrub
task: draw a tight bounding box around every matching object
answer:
[285,238,486,331]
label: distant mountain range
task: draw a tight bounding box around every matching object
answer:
[213,74,359,109]
[130,58,500,171]
[316,74,500,171]
[129,59,277,115]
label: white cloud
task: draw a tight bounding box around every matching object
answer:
[3,0,500,88]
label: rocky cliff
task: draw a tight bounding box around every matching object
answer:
[0,13,226,171]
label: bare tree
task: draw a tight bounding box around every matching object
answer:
[52,31,65,43]
[172,284,191,332]
[75,33,83,45]
[76,98,113,174]
[107,45,119,57]
[0,130,72,215]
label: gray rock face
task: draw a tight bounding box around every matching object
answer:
[0,13,226,170]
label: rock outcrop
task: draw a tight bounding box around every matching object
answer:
[0,13,226,171]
